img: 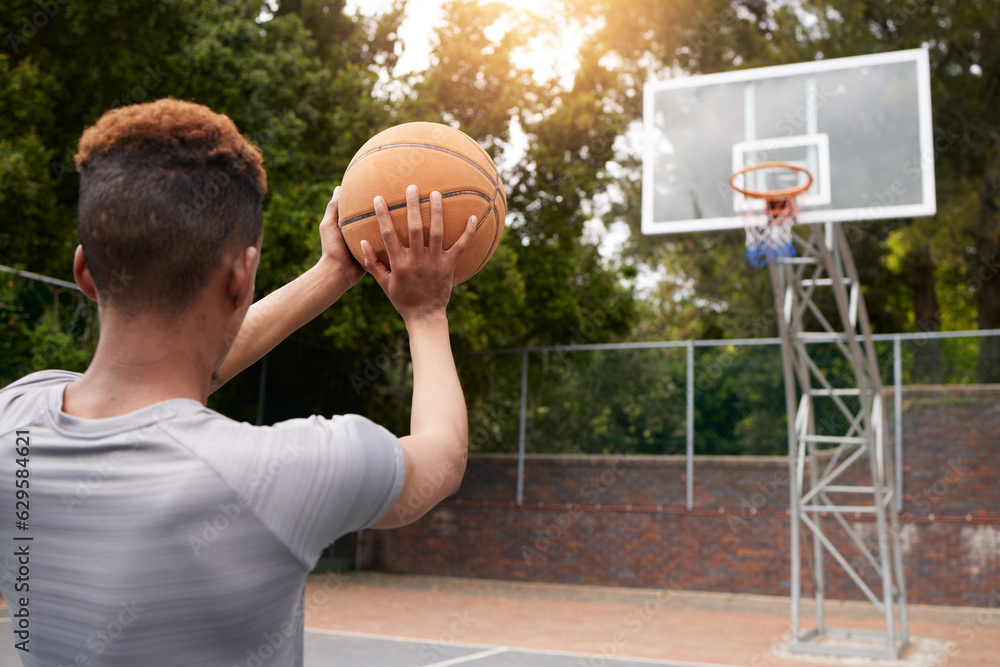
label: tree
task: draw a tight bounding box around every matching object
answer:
[566,0,998,383]
[0,0,643,435]
[759,0,999,381]
[0,55,66,275]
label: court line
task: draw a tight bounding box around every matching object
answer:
[304,627,745,667]
[423,646,508,666]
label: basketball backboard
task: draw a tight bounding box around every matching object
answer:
[641,49,935,234]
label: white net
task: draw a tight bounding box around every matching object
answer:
[731,163,809,268]
[740,197,797,268]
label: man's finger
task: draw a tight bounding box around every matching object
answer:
[446,215,478,260]
[322,186,340,227]
[361,240,390,287]
[428,190,444,255]
[405,184,425,249]
[374,195,404,261]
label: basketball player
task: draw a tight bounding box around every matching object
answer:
[0,98,476,665]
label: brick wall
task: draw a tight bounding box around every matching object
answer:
[364,385,1000,607]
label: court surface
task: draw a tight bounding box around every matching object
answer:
[1,572,998,666]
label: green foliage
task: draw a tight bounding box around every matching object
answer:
[0,276,97,386]
[9,0,994,452]
[0,55,71,276]
[581,0,997,376]
[525,348,687,455]
[0,0,641,439]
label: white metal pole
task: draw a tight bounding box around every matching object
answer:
[516,349,528,506]
[893,335,903,512]
[686,340,695,511]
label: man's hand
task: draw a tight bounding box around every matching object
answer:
[361,184,477,323]
[317,187,366,292]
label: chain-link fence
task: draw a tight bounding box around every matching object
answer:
[0,266,99,386]
[459,330,1000,454]
[3,264,999,479]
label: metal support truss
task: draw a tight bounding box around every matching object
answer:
[767,223,908,660]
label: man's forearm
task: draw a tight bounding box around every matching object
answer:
[407,313,467,446]
[212,259,354,391]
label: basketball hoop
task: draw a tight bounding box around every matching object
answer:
[730,162,813,268]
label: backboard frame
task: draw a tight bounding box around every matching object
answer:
[641,48,936,235]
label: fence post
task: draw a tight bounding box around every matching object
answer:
[893,335,903,512]
[686,341,695,510]
[516,348,528,506]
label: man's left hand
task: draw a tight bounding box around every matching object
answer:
[317,186,366,291]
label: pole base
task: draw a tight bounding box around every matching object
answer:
[775,628,951,664]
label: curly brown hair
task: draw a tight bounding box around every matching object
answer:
[75,98,267,314]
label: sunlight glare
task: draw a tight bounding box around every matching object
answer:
[347,0,584,88]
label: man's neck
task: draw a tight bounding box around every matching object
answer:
[62,310,223,419]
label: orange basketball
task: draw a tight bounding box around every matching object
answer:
[338,122,507,285]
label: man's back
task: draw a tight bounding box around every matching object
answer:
[0,98,475,664]
[0,371,403,666]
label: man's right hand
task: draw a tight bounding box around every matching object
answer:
[360,184,476,324]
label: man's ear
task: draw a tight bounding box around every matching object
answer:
[73,245,99,302]
[227,246,259,309]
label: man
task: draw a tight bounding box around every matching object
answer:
[0,98,476,665]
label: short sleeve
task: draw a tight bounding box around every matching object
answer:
[188,413,405,570]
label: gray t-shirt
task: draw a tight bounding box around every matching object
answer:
[0,370,405,666]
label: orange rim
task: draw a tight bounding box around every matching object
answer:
[729,161,813,200]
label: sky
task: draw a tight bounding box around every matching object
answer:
[345,0,583,83]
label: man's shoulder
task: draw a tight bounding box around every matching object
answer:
[0,369,80,396]
[0,369,78,416]
[266,413,399,447]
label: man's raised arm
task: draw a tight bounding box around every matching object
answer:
[363,185,477,529]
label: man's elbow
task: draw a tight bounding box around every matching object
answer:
[444,450,467,496]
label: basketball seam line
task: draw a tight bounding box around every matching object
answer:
[468,197,501,278]
[340,190,491,227]
[467,167,505,277]
[345,143,499,189]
